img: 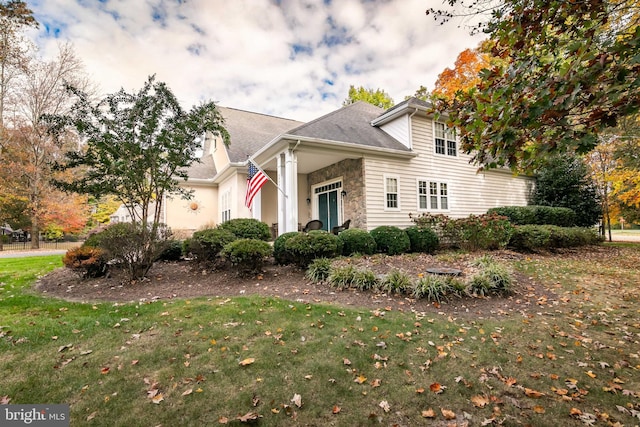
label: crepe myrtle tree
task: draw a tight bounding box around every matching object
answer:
[46,75,229,278]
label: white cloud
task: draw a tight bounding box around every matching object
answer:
[27,0,484,121]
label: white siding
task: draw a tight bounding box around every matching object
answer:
[379,115,410,149]
[363,115,533,230]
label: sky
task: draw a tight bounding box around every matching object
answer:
[26,0,485,122]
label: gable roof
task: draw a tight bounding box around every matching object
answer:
[285,101,410,151]
[218,107,303,163]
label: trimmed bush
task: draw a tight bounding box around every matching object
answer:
[508,225,601,251]
[338,228,376,256]
[190,228,237,264]
[157,240,183,261]
[306,258,333,283]
[220,238,272,276]
[455,213,514,251]
[370,226,410,255]
[63,246,107,278]
[405,226,439,253]
[284,231,341,268]
[217,218,271,241]
[273,232,300,265]
[488,206,577,227]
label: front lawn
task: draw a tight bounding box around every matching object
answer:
[0,247,639,426]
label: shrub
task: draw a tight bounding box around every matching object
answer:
[508,225,601,251]
[63,246,108,278]
[468,256,514,296]
[404,226,439,253]
[190,228,237,264]
[454,213,514,251]
[157,240,183,261]
[338,228,376,256]
[488,206,577,227]
[370,226,410,255]
[306,258,333,283]
[284,231,341,268]
[273,232,300,265]
[220,239,272,276]
[83,230,105,248]
[379,269,413,295]
[217,218,271,241]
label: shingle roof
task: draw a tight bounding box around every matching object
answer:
[286,101,410,151]
[218,107,303,163]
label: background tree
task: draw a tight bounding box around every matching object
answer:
[428,0,640,172]
[1,43,90,248]
[587,138,617,240]
[606,114,640,224]
[0,0,37,134]
[343,85,394,109]
[433,46,491,99]
[407,85,430,101]
[532,155,602,227]
[47,75,230,279]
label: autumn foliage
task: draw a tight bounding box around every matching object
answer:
[433,47,491,99]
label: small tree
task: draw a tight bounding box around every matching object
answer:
[343,85,394,109]
[532,155,602,227]
[46,76,229,279]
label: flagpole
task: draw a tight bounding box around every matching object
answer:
[247,157,288,198]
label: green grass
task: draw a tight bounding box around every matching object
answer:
[1,249,640,426]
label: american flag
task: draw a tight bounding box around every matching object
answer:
[245,160,268,209]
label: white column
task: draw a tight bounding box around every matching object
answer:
[252,192,262,220]
[284,148,298,232]
[277,153,286,233]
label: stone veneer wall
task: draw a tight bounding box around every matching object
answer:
[307,158,366,230]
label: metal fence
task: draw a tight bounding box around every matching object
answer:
[0,240,82,252]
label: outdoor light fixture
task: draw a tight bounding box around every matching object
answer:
[341,190,347,198]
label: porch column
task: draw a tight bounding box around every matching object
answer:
[251,192,262,220]
[276,147,299,234]
[285,148,299,232]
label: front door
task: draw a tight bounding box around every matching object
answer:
[315,181,341,231]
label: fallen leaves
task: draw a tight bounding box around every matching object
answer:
[239,358,255,366]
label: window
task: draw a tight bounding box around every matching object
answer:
[385,176,399,209]
[418,181,428,209]
[420,180,449,210]
[434,122,457,156]
[221,190,231,222]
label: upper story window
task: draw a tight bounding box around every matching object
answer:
[385,175,399,210]
[434,122,457,157]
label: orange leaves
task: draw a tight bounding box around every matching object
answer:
[524,388,545,398]
[433,47,492,99]
[440,408,456,420]
[353,374,367,384]
[471,395,490,408]
[239,358,255,366]
[429,382,446,394]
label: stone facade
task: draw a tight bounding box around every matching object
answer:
[307,158,366,230]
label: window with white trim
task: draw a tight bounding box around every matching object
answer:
[418,180,428,210]
[419,180,449,210]
[221,190,231,222]
[384,176,399,209]
[434,122,457,156]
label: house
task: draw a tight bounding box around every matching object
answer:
[162,98,533,238]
